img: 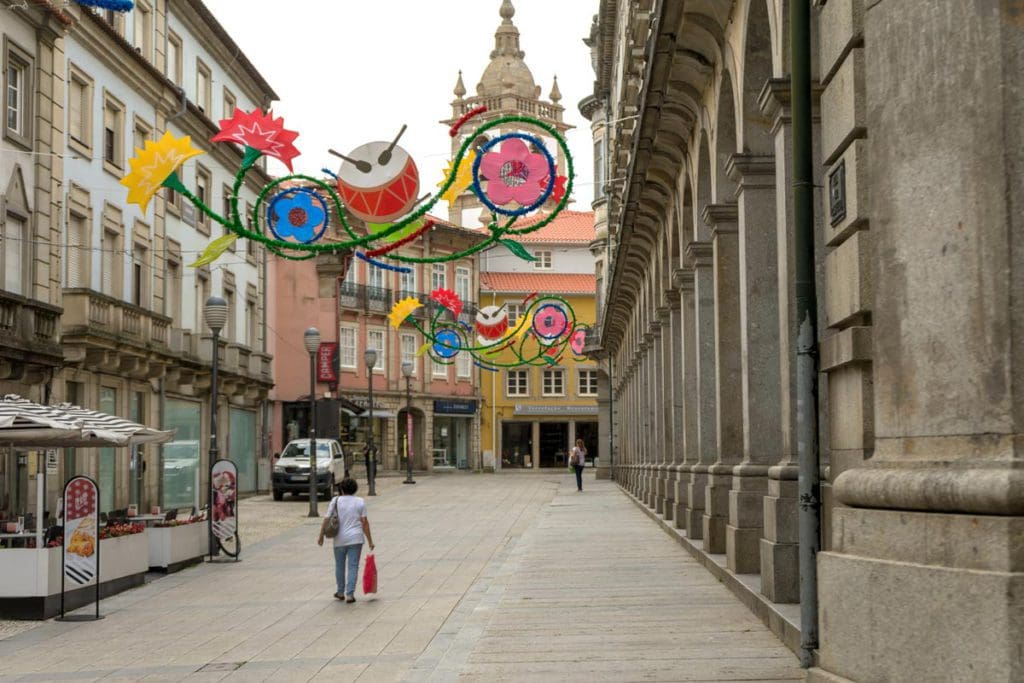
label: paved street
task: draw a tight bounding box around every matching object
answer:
[0,473,801,682]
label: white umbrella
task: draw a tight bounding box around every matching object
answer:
[0,395,174,448]
[0,394,83,444]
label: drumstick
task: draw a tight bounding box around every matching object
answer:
[378,124,408,165]
[328,149,371,173]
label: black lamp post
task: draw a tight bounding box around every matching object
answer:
[303,327,322,517]
[401,360,416,485]
[364,348,377,496]
[203,296,228,560]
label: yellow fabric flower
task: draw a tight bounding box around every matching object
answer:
[388,296,422,329]
[438,149,476,205]
[513,311,533,340]
[120,131,204,213]
[189,233,238,268]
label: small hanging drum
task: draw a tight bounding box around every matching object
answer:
[336,141,420,223]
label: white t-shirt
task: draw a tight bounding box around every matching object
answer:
[325,495,366,547]
[570,446,587,466]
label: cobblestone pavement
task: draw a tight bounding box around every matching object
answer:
[0,473,801,682]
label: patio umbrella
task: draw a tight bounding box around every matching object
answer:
[0,395,83,444]
[0,395,174,448]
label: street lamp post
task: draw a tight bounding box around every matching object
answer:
[303,327,322,517]
[203,296,228,560]
[364,348,377,496]
[401,360,416,485]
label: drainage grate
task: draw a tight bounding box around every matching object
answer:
[197,662,244,672]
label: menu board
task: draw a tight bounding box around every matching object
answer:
[63,476,99,585]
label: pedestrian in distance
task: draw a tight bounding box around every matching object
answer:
[317,477,375,603]
[570,439,587,491]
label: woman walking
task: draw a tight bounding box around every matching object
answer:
[318,477,374,602]
[570,439,587,492]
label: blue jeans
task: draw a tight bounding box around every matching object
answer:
[574,464,584,491]
[333,543,363,596]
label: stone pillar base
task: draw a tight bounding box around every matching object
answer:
[672,472,689,529]
[761,472,799,602]
[726,473,768,574]
[702,472,732,554]
[684,472,707,539]
[654,468,667,514]
[816,506,1024,682]
[595,464,611,480]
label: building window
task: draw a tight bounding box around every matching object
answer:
[196,60,211,115]
[68,67,93,153]
[166,31,182,85]
[399,267,416,298]
[339,326,357,368]
[507,303,522,326]
[533,250,552,270]
[223,87,236,120]
[195,166,211,234]
[133,1,153,61]
[456,351,471,379]
[400,333,417,373]
[594,138,605,200]
[100,228,121,297]
[578,369,599,397]
[132,118,151,156]
[506,370,528,397]
[131,243,148,307]
[432,358,448,378]
[367,329,386,372]
[102,94,125,172]
[194,271,210,332]
[3,40,32,148]
[221,185,238,249]
[223,286,236,342]
[431,263,446,291]
[245,294,257,347]
[542,368,564,396]
[164,185,181,213]
[2,213,27,294]
[165,255,181,324]
[455,266,471,303]
[368,263,385,291]
[66,211,89,288]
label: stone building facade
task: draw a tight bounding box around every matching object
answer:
[584,0,1022,680]
[0,0,275,523]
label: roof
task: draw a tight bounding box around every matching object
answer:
[480,272,596,295]
[484,211,595,244]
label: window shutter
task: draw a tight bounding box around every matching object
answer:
[67,215,83,287]
[101,232,113,295]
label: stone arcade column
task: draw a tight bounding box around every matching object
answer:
[702,204,743,554]
[595,364,611,480]
[673,268,698,529]
[725,154,783,574]
[811,2,1024,681]
[663,295,683,522]
[758,78,801,603]
[654,310,673,513]
[644,324,660,508]
[683,242,717,539]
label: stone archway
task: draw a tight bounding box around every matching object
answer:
[397,407,427,471]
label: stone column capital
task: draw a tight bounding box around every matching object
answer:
[726,153,776,190]
[758,77,823,134]
[673,267,695,291]
[656,306,672,323]
[702,202,739,228]
[664,288,680,305]
[685,241,714,267]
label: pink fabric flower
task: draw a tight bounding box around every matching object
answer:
[479,138,551,206]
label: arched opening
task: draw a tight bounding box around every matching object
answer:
[743,0,775,154]
[714,69,739,202]
[398,407,427,471]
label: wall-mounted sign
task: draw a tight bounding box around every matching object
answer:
[46,449,59,476]
[433,400,477,415]
[317,342,338,382]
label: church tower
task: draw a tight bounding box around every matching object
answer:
[442,0,572,227]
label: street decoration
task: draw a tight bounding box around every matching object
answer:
[75,0,134,10]
[388,289,591,370]
[119,106,574,270]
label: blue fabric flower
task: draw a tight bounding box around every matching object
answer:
[433,330,461,359]
[75,0,135,10]
[269,189,327,244]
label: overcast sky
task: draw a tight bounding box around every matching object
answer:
[202,0,598,208]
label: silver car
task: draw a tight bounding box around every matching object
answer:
[271,439,345,501]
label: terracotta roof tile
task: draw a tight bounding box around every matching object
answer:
[480,272,597,295]
[474,210,595,243]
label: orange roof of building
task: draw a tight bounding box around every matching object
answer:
[475,210,595,243]
[480,272,597,295]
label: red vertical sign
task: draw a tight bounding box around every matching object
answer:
[407,412,414,460]
[317,342,337,382]
[63,476,99,585]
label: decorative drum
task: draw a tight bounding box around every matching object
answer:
[336,141,420,223]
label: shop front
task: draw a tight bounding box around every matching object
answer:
[432,400,476,470]
[500,405,600,469]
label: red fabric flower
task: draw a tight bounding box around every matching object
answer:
[546,175,568,204]
[430,288,463,317]
[211,108,300,171]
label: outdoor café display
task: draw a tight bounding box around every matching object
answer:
[119,107,574,271]
[388,289,591,371]
[61,476,100,619]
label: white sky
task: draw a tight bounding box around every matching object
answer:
[202,0,598,209]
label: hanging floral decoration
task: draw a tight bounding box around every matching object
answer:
[75,0,134,11]
[121,105,574,268]
[387,290,590,370]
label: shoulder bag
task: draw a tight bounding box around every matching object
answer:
[324,497,340,538]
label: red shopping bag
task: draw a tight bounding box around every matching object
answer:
[363,553,377,594]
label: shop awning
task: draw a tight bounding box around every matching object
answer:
[0,395,173,447]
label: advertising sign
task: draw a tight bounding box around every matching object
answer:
[210,459,238,541]
[63,476,99,586]
[46,449,59,475]
[317,342,338,382]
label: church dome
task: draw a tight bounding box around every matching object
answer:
[476,1,540,99]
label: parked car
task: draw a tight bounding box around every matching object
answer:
[271,439,345,501]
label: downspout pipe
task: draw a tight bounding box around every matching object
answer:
[791,0,821,669]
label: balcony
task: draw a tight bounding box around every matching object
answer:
[339,282,392,314]
[61,289,171,351]
[0,290,62,372]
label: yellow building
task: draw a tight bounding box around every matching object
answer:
[479,211,598,470]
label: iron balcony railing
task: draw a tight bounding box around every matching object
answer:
[341,283,477,323]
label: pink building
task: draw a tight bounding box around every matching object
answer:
[268,216,486,485]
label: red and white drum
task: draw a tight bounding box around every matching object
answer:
[336,141,420,223]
